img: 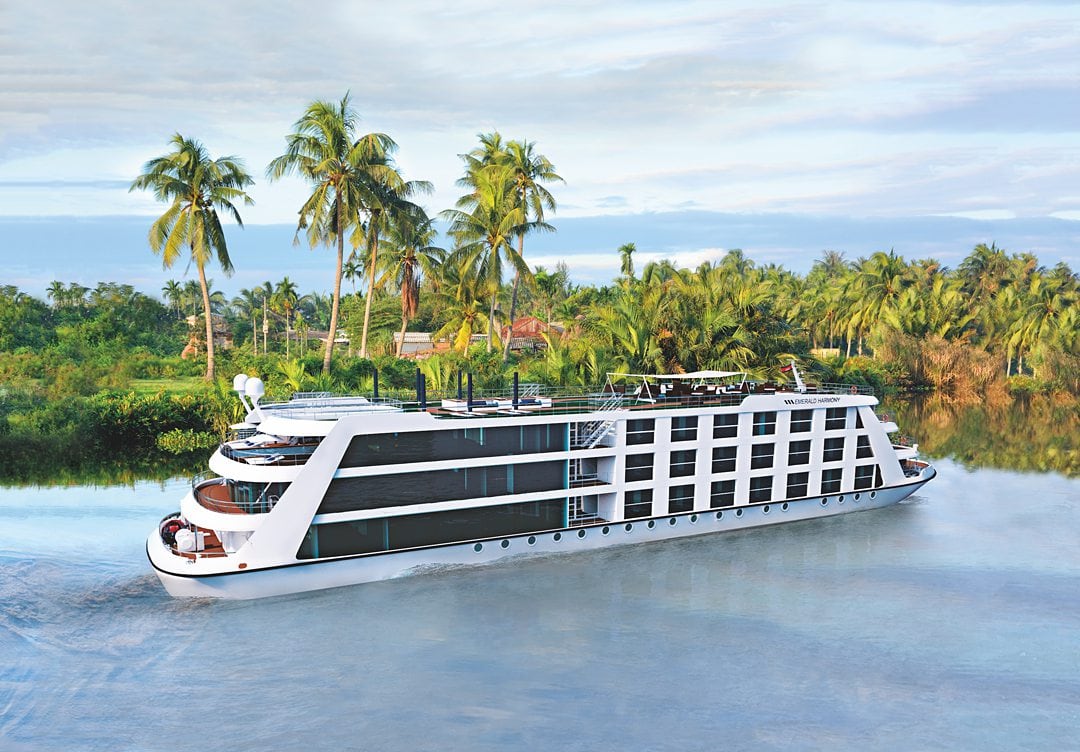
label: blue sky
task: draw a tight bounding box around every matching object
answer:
[1,0,1078,298]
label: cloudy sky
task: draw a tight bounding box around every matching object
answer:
[2,0,1079,296]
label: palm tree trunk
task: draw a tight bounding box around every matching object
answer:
[197,261,215,381]
[502,232,526,362]
[396,314,408,358]
[487,293,497,353]
[324,201,344,375]
[360,219,379,359]
[285,309,291,359]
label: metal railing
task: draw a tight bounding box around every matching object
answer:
[219,442,318,467]
[190,473,280,515]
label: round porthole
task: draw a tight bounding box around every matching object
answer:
[669,518,677,526]
[553,532,562,542]
[763,505,771,514]
[838,495,845,504]
[624,523,633,532]
[578,529,586,539]
[821,498,828,506]
[501,539,510,549]
[602,526,610,535]
[647,520,656,529]
[527,536,536,545]
[735,509,743,518]
[690,514,698,523]
[782,503,789,511]
[716,511,724,520]
[870,491,877,499]
[474,543,483,552]
[853,493,861,502]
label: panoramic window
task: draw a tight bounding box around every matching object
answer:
[823,437,845,463]
[671,416,698,442]
[750,443,774,469]
[753,411,777,436]
[626,418,655,446]
[854,464,876,490]
[856,435,874,459]
[786,472,809,499]
[788,440,811,466]
[624,489,653,519]
[668,484,695,514]
[789,409,813,433]
[825,407,847,431]
[710,479,735,508]
[670,449,696,478]
[626,454,654,482]
[712,446,737,474]
[749,476,772,503]
[713,413,738,440]
[821,468,843,494]
[339,424,568,467]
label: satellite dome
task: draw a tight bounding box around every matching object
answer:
[244,377,265,400]
[232,373,249,392]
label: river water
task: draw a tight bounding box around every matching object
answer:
[1,457,1079,750]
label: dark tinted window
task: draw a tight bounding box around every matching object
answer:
[713,413,738,439]
[710,480,735,508]
[789,410,813,433]
[712,446,737,473]
[788,440,811,465]
[749,476,772,503]
[751,443,774,469]
[340,424,568,467]
[670,449,696,477]
[626,454,653,482]
[668,484,694,513]
[671,416,698,442]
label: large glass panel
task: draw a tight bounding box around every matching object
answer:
[789,410,813,433]
[821,468,843,494]
[825,408,847,431]
[753,412,777,436]
[710,480,735,508]
[318,460,568,514]
[668,484,695,513]
[340,424,569,467]
[626,454,653,482]
[671,416,698,442]
[713,413,738,440]
[823,437,845,462]
[749,476,772,503]
[856,435,874,458]
[788,440,811,465]
[786,471,809,498]
[670,449,696,477]
[854,464,876,490]
[624,489,653,519]
[712,446,737,473]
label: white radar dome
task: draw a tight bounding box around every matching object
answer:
[232,373,249,392]
[245,377,265,400]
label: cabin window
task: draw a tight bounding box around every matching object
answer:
[713,413,738,439]
[788,440,811,466]
[339,424,569,467]
[752,411,777,436]
[671,416,698,442]
[624,489,653,519]
[823,437,845,463]
[856,410,864,429]
[856,435,874,459]
[750,443,774,469]
[710,480,735,508]
[668,485,695,514]
[670,449,696,478]
[749,476,772,503]
[825,408,847,431]
[854,464,876,490]
[786,472,809,498]
[712,446,737,474]
[626,418,655,446]
[626,454,654,482]
[821,468,843,494]
[789,410,813,433]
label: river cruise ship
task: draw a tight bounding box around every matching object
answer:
[147,367,936,598]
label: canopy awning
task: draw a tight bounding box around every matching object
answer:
[606,370,744,380]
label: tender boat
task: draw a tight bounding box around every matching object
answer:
[147,366,936,599]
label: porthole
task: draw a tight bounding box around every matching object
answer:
[763,505,771,514]
[602,526,610,535]
[474,543,483,552]
[869,491,877,499]
[716,511,723,520]
[853,493,861,502]
[624,523,633,532]
[647,520,656,529]
[690,514,698,523]
[578,529,586,539]
[669,518,677,526]
[838,495,845,504]
[821,498,828,506]
[735,509,743,518]
[553,532,562,542]
[782,503,789,511]
[527,536,536,545]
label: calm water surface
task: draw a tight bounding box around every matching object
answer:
[1,460,1078,751]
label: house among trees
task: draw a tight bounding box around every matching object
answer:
[500,316,563,353]
[182,313,233,358]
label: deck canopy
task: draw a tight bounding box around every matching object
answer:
[607,370,744,381]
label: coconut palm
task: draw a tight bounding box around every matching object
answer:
[273,277,300,359]
[384,209,445,357]
[267,93,403,374]
[161,279,184,319]
[130,133,253,380]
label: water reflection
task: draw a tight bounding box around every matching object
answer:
[887,395,1079,477]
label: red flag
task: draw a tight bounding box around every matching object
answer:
[780,364,793,373]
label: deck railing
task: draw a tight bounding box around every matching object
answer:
[219,442,317,467]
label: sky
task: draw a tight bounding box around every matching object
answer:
[2,0,1079,299]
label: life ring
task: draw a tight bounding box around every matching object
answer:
[849,386,858,395]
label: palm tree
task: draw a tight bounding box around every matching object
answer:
[267,93,403,374]
[161,279,183,319]
[384,209,445,357]
[618,243,636,284]
[46,280,65,309]
[273,277,300,359]
[130,134,253,380]
[232,287,261,351]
